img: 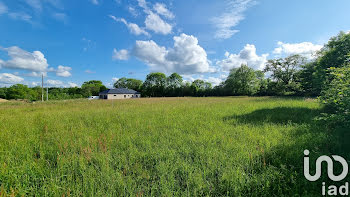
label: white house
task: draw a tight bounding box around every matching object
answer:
[99,88,141,99]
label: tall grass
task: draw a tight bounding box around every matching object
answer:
[0,97,348,196]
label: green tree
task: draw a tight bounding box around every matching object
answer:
[114,78,143,92]
[166,73,183,96]
[225,64,260,96]
[81,80,107,97]
[264,54,306,95]
[0,88,6,99]
[319,64,350,127]
[142,72,167,97]
[307,31,350,95]
[6,84,36,100]
[190,80,212,97]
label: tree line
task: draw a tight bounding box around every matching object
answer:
[0,31,349,99]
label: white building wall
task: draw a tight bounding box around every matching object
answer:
[100,94,141,99]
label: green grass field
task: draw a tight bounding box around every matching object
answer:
[0,97,348,196]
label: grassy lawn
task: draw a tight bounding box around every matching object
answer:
[0,97,348,196]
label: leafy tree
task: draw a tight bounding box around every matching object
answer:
[114,78,143,92]
[142,72,167,97]
[166,73,183,96]
[308,31,350,95]
[191,79,204,96]
[225,64,260,95]
[81,80,107,97]
[181,82,192,96]
[0,88,6,99]
[6,84,36,100]
[299,62,320,96]
[264,54,306,95]
[319,64,350,127]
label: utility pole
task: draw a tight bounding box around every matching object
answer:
[41,74,44,102]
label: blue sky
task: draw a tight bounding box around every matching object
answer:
[0,0,350,87]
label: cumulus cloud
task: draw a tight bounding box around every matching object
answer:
[133,33,214,74]
[31,81,40,86]
[153,3,174,19]
[56,65,72,77]
[68,82,78,87]
[0,73,24,84]
[207,77,222,86]
[182,75,223,86]
[47,79,63,86]
[217,44,269,71]
[137,0,148,11]
[0,46,48,72]
[112,49,129,60]
[26,71,47,77]
[273,41,322,59]
[211,0,256,39]
[128,6,138,17]
[109,15,150,36]
[145,12,172,35]
[0,2,8,15]
[118,0,173,36]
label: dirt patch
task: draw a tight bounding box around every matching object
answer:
[0,98,8,102]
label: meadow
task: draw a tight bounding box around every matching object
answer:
[0,97,349,196]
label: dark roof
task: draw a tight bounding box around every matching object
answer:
[99,88,140,94]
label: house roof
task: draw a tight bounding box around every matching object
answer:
[99,88,140,94]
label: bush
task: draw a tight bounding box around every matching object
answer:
[319,64,350,127]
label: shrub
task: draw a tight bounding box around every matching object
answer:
[319,64,350,127]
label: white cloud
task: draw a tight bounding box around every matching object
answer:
[124,0,174,36]
[112,49,129,60]
[109,15,150,36]
[90,0,98,5]
[24,0,42,11]
[0,2,8,15]
[133,40,167,68]
[145,12,172,35]
[220,74,228,79]
[56,65,72,77]
[133,33,214,74]
[128,6,138,17]
[217,44,268,71]
[211,0,256,39]
[0,46,49,72]
[31,81,40,86]
[137,0,149,11]
[26,71,47,77]
[68,82,78,87]
[182,75,223,86]
[273,41,322,59]
[8,12,32,23]
[207,77,222,86]
[153,3,174,19]
[47,79,63,86]
[0,73,24,84]
[112,77,119,82]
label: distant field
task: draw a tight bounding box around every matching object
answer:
[0,97,348,196]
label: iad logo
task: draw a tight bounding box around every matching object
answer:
[304,150,349,196]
